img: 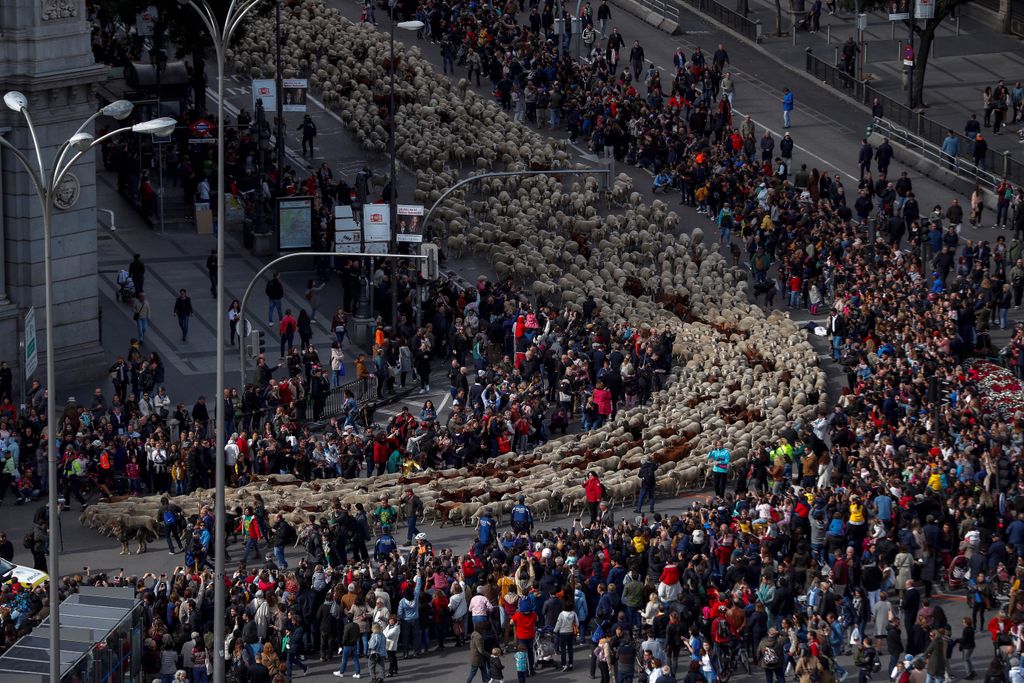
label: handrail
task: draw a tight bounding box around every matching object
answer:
[870,116,1000,189]
[804,48,1023,185]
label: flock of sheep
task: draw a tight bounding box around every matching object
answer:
[80,0,828,546]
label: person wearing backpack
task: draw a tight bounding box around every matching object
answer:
[159,496,184,554]
[635,456,657,514]
[272,513,296,569]
[855,635,881,683]
[757,627,786,683]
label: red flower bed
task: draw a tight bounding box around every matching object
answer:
[969,360,1024,417]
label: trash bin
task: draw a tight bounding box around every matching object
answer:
[901,68,910,91]
[252,231,275,257]
[348,316,374,347]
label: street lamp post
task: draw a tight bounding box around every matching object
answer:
[0,92,173,683]
[388,19,423,332]
[176,2,263,682]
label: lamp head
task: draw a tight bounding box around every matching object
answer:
[68,132,95,152]
[101,100,134,121]
[132,117,176,137]
[177,0,189,5]
[3,91,28,113]
[397,20,424,30]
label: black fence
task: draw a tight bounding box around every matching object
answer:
[804,49,1024,185]
[318,376,380,424]
[677,0,763,42]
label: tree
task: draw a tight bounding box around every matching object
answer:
[858,0,974,108]
[92,0,266,112]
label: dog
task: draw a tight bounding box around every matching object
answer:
[102,516,158,555]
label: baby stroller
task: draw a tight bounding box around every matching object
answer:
[534,627,557,669]
[795,11,812,32]
[116,270,136,302]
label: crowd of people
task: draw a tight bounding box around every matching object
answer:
[0,4,1022,683]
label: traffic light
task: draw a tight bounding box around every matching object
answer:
[420,243,439,281]
[865,122,874,138]
[249,330,266,359]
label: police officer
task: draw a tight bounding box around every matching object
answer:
[510,495,534,534]
[478,508,496,550]
[374,524,398,561]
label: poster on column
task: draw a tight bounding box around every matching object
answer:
[252,79,277,111]
[278,196,314,250]
[334,205,360,254]
[136,5,158,36]
[396,204,424,243]
[888,0,910,19]
[282,79,309,112]
[362,204,390,254]
[914,0,935,19]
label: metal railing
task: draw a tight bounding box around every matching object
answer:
[678,0,763,42]
[871,116,1000,188]
[317,376,380,424]
[804,48,1024,184]
[633,0,681,24]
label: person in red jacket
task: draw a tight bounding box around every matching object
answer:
[373,433,389,476]
[986,607,1013,651]
[510,606,539,675]
[583,472,604,526]
[237,505,263,564]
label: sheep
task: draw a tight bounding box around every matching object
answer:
[81,0,827,555]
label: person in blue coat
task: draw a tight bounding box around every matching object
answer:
[509,497,534,534]
[782,88,794,128]
[375,525,398,561]
[478,508,496,548]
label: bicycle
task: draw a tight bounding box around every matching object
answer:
[716,641,751,683]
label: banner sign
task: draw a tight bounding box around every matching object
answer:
[136,6,158,36]
[252,79,276,111]
[282,79,309,112]
[888,0,910,19]
[396,204,424,243]
[362,204,390,243]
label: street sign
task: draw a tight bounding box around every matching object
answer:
[24,307,37,378]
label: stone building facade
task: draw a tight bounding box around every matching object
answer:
[0,0,106,392]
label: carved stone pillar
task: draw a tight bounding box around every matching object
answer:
[0,0,107,387]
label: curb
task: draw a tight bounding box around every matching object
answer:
[615,0,682,35]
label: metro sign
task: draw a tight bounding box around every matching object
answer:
[190,119,216,137]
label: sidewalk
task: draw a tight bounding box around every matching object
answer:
[735,0,1024,152]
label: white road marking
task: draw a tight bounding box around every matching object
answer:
[651,61,860,183]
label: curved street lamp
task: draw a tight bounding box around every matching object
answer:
[175,1,264,680]
[387,19,424,331]
[0,90,174,683]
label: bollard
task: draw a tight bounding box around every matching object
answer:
[891,20,895,40]
[835,46,840,66]
[827,24,831,43]
[897,40,902,62]
[956,15,960,36]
